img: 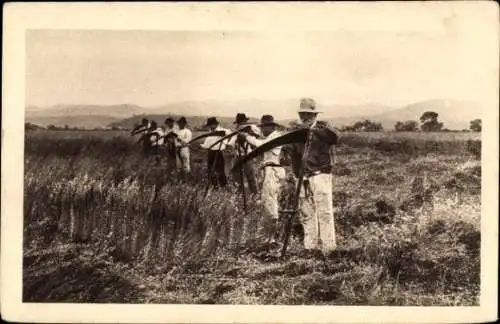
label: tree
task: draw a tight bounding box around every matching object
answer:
[420,111,443,132]
[348,119,383,132]
[470,119,481,132]
[395,120,418,132]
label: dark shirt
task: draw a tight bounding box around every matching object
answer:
[281,120,339,177]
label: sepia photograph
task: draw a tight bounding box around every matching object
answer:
[2,2,498,323]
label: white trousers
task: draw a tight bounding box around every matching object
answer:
[176,147,191,173]
[298,173,336,252]
[261,166,286,220]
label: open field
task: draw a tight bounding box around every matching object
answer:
[23,130,481,305]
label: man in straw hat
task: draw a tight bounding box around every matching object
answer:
[281,98,339,253]
[200,117,231,188]
[228,113,260,195]
[238,114,285,244]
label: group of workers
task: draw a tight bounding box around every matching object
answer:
[132,116,192,175]
[131,98,339,255]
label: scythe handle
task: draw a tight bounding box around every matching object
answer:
[237,144,248,211]
[204,141,224,196]
[281,126,315,258]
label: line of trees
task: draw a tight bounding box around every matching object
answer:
[340,112,481,133]
[340,119,384,132]
[25,123,124,131]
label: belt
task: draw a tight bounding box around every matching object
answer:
[304,170,322,178]
[261,162,284,169]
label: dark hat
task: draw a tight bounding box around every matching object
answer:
[204,117,219,127]
[150,120,158,129]
[233,113,250,124]
[141,118,149,124]
[258,114,279,127]
[164,117,174,124]
[178,116,187,124]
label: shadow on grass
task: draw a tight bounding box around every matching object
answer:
[23,245,146,303]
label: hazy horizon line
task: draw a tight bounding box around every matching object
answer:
[25,96,482,110]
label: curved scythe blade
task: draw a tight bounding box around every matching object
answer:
[131,126,147,136]
[188,130,226,145]
[207,125,252,150]
[231,128,310,172]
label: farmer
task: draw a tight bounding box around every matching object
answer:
[200,117,231,188]
[281,98,339,253]
[150,121,166,166]
[131,118,150,136]
[174,116,192,177]
[228,113,259,195]
[238,114,285,244]
[163,117,178,170]
[137,120,157,157]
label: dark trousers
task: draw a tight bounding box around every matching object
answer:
[231,160,259,194]
[207,150,227,188]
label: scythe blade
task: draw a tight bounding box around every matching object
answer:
[188,130,227,145]
[231,128,310,172]
[207,125,253,150]
[131,126,148,136]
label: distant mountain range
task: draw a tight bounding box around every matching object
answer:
[323,99,482,130]
[25,99,483,130]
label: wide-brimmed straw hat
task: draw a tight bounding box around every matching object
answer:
[258,114,280,127]
[297,98,322,113]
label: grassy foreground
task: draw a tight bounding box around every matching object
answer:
[23,130,481,305]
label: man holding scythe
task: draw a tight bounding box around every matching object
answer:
[233,98,339,255]
[228,113,260,196]
[198,117,232,188]
[238,114,286,244]
[163,117,179,171]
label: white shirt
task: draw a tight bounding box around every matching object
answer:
[150,128,165,146]
[245,130,282,164]
[174,128,193,147]
[228,124,261,156]
[200,126,231,151]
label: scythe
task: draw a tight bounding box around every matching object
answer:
[231,126,338,170]
[231,128,309,171]
[230,126,338,258]
[131,126,148,136]
[187,130,227,145]
[207,125,260,150]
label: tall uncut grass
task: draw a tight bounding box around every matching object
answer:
[23,130,481,305]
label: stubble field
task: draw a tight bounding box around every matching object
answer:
[23,129,481,305]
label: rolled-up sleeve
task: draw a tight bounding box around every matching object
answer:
[245,135,263,147]
[313,122,339,145]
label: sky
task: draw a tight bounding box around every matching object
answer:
[26,14,497,110]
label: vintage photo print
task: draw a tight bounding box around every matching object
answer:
[2,2,498,323]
